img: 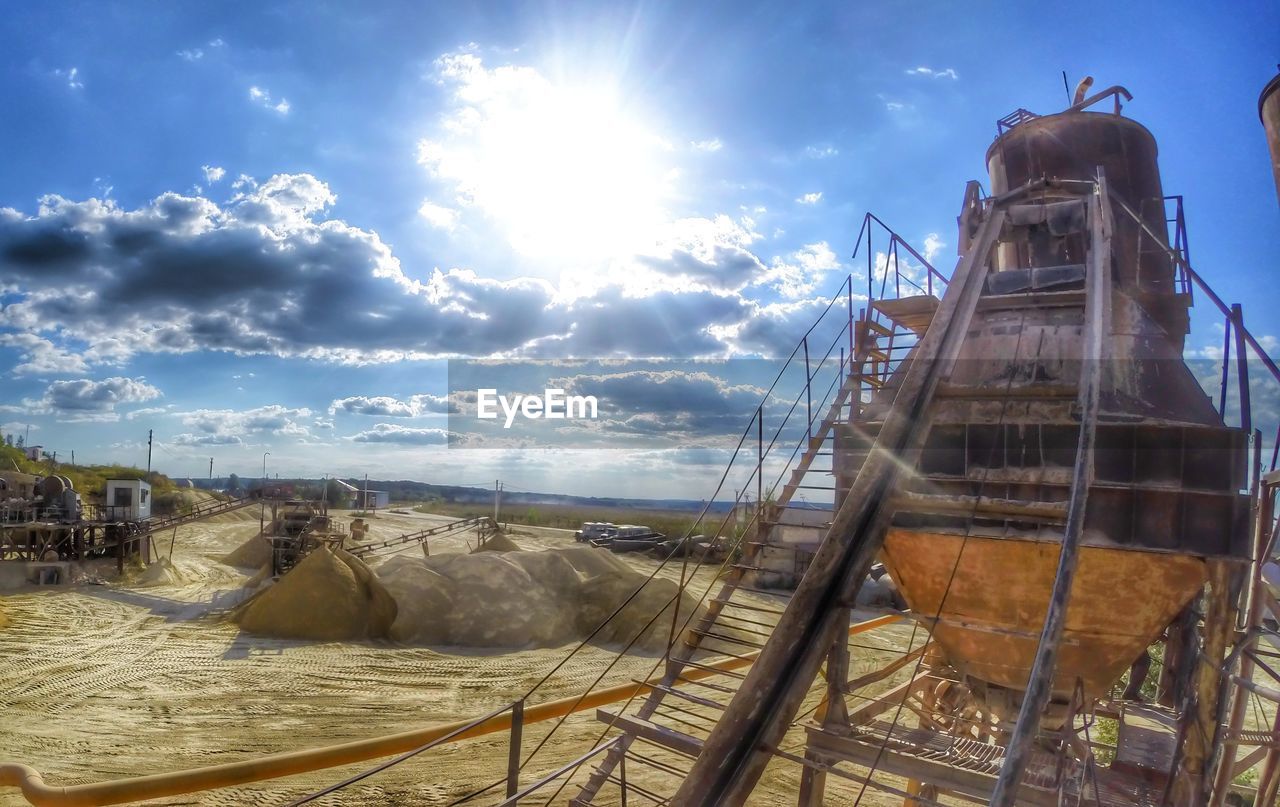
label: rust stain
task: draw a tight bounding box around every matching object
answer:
[882,528,1206,699]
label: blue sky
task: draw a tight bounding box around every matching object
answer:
[1,1,1277,498]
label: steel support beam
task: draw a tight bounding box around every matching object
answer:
[672,207,1006,806]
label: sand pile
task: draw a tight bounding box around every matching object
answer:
[378,546,704,653]
[133,558,185,587]
[471,533,522,553]
[223,533,272,569]
[232,546,397,641]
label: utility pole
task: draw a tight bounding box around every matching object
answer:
[494,479,503,524]
[146,429,153,476]
[209,457,213,480]
[71,450,74,466]
[260,451,270,536]
[364,473,369,512]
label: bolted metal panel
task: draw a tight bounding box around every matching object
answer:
[1262,71,1280,208]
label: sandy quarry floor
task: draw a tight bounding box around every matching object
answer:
[0,506,917,806]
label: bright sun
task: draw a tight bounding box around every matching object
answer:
[420,55,676,262]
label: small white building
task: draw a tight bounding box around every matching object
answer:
[105,479,151,521]
[359,490,390,510]
[24,445,43,462]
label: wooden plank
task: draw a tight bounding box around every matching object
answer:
[872,296,939,334]
[847,678,915,729]
[1114,704,1178,776]
[1234,745,1270,776]
[844,644,931,694]
[635,682,725,712]
[803,726,1058,807]
[595,709,703,759]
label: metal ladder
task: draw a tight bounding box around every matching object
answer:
[674,180,1111,805]
[574,186,1118,804]
[570,257,944,807]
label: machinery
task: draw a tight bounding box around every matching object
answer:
[0,475,259,569]
[569,84,1280,807]
[1261,68,1280,207]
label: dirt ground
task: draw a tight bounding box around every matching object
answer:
[0,505,916,806]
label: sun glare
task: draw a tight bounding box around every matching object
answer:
[421,61,675,262]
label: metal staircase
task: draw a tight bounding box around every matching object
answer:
[569,219,953,806]
[571,175,1132,807]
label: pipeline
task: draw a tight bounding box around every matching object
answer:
[0,615,901,806]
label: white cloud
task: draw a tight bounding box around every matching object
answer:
[126,406,170,421]
[59,412,120,423]
[0,171,800,364]
[330,394,449,417]
[177,48,204,62]
[805,145,838,159]
[202,165,226,184]
[885,100,907,112]
[625,215,766,294]
[760,242,841,299]
[731,296,852,355]
[248,86,290,115]
[905,66,959,80]
[53,67,83,90]
[170,432,243,446]
[346,423,449,445]
[0,332,89,375]
[418,200,460,231]
[922,232,945,263]
[231,173,256,190]
[177,404,313,442]
[796,192,823,205]
[30,377,161,414]
[690,138,723,152]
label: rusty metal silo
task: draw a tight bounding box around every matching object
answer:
[855,90,1251,705]
[1262,69,1280,207]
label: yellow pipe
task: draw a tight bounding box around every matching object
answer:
[0,614,900,806]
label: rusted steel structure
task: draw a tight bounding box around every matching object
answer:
[0,482,261,571]
[1263,68,1280,208]
[561,85,1280,807]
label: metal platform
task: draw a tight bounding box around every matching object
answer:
[805,717,1166,807]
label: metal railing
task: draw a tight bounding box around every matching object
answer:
[851,212,947,302]
[492,737,626,807]
[285,698,530,806]
[845,214,945,412]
